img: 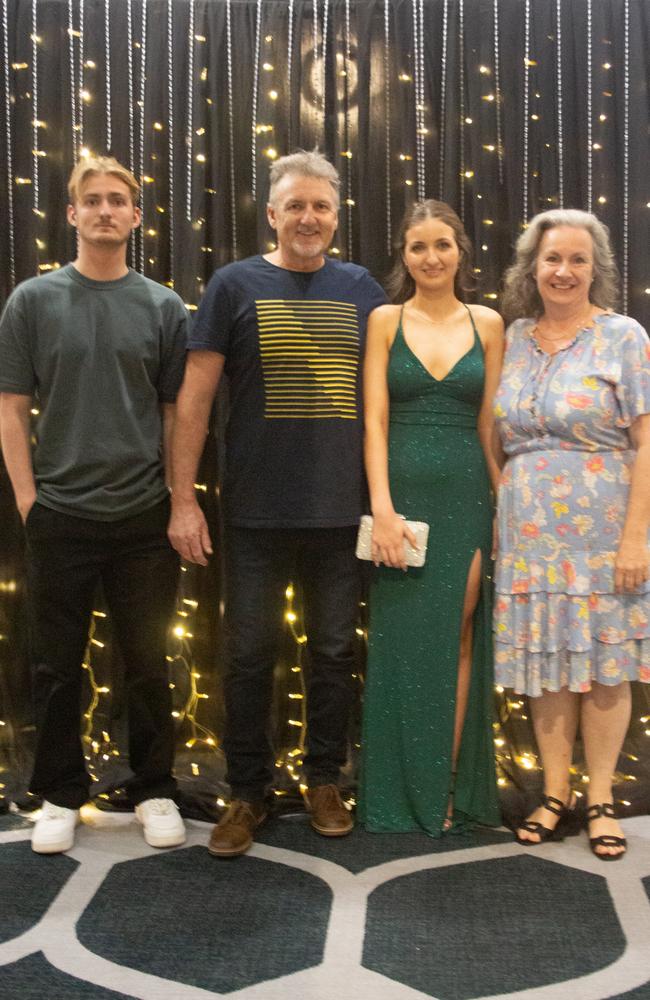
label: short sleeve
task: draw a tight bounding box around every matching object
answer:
[614,319,650,427]
[0,289,36,395]
[188,268,233,355]
[158,299,191,402]
[362,272,389,314]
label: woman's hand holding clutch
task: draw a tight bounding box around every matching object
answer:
[371,511,419,571]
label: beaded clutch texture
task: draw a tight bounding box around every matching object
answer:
[355,514,429,568]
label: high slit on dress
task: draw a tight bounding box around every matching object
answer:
[358,308,500,835]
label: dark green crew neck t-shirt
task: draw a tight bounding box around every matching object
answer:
[0,264,189,520]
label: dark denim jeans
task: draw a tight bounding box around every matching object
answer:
[25,497,179,809]
[223,526,361,801]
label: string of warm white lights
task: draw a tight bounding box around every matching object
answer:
[167,0,175,284]
[344,0,353,261]
[68,0,77,158]
[126,0,136,270]
[312,0,319,115]
[493,0,503,184]
[522,0,531,224]
[78,0,85,150]
[438,0,448,200]
[621,0,629,315]
[274,584,308,797]
[586,0,592,212]
[104,0,112,151]
[1,0,15,287]
[225,0,238,260]
[4,0,647,314]
[555,0,564,208]
[30,0,39,215]
[137,0,147,274]
[383,0,391,253]
[411,0,420,199]
[287,0,294,150]
[322,0,330,123]
[251,0,263,201]
[458,0,466,221]
[185,0,195,221]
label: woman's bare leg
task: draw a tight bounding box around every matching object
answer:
[445,550,482,828]
[581,681,631,857]
[516,686,579,842]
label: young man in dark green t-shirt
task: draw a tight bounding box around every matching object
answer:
[0,156,189,854]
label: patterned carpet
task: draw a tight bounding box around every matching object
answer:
[1,808,650,1000]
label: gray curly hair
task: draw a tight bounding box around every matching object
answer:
[500,209,619,324]
[268,149,340,209]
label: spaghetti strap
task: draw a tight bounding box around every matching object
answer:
[359,294,500,836]
[463,304,481,346]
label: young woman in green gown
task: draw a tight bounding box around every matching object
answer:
[359,200,504,835]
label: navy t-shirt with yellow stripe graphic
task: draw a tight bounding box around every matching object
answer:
[190,255,386,528]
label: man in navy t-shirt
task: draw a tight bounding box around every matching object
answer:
[169,150,386,856]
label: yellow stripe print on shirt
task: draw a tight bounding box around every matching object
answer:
[256,299,359,419]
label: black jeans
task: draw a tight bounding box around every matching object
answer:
[223,526,361,801]
[25,497,179,809]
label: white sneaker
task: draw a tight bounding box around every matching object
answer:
[135,798,186,848]
[32,801,80,854]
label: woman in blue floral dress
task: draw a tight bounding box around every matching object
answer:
[494,209,650,860]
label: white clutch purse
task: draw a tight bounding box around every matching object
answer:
[355,514,429,568]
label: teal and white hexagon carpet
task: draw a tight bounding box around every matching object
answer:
[1,809,650,999]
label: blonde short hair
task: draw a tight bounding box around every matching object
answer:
[68,156,140,205]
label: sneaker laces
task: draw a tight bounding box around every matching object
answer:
[41,802,74,820]
[141,798,176,815]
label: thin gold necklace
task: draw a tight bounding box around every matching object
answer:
[535,309,594,342]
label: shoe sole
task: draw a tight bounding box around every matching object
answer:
[207,840,252,857]
[32,838,75,854]
[309,818,353,837]
[142,832,187,849]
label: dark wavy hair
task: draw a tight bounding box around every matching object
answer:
[386,199,475,303]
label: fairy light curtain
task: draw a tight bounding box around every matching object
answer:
[0,0,649,818]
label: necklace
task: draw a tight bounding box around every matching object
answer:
[534,308,594,343]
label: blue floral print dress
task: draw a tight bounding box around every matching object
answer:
[494,312,650,696]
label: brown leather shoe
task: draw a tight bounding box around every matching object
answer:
[208,800,267,857]
[303,784,353,837]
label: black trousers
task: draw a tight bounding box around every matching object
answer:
[223,526,361,801]
[25,497,179,809]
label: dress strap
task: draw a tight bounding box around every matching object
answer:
[463,303,481,346]
[392,305,406,347]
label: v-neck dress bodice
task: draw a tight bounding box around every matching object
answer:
[359,307,500,836]
[387,315,485,427]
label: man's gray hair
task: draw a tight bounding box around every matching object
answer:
[268,149,340,208]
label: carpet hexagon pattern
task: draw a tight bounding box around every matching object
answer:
[1,811,650,999]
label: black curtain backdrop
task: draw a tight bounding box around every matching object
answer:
[0,0,649,821]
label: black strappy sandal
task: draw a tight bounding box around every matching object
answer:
[587,802,627,861]
[515,793,575,844]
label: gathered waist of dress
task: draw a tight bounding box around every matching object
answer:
[390,410,478,428]
[506,445,634,463]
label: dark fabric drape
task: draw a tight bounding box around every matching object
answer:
[0,0,649,820]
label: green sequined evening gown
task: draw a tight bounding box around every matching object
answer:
[359,308,500,836]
